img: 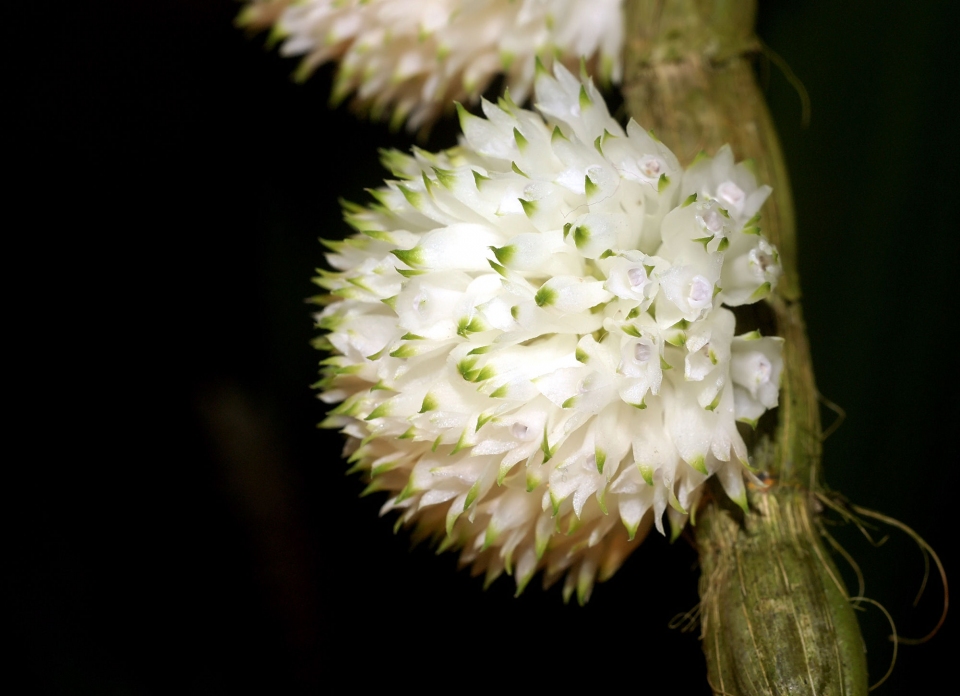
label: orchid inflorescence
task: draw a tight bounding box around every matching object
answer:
[314,63,783,602]
[240,0,623,130]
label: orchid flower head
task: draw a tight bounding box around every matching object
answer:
[315,63,783,602]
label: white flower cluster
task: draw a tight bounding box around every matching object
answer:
[316,64,783,602]
[240,0,623,129]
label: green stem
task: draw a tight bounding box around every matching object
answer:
[620,2,868,692]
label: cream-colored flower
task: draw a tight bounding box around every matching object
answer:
[239,0,623,130]
[315,64,783,602]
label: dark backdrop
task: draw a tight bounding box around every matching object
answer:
[15,1,956,693]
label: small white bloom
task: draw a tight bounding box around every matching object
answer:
[316,65,784,601]
[241,0,625,129]
[730,333,785,426]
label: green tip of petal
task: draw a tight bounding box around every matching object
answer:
[359,480,387,498]
[400,516,419,538]
[593,135,603,155]
[562,222,572,239]
[551,125,567,142]
[705,393,721,412]
[526,471,543,494]
[457,315,487,337]
[573,224,590,249]
[542,428,555,463]
[665,333,685,347]
[638,464,654,486]
[454,101,469,128]
[576,576,592,607]
[476,411,495,431]
[472,169,489,189]
[389,343,417,358]
[669,516,684,543]
[690,455,709,475]
[394,477,417,503]
[391,247,423,268]
[513,127,528,151]
[432,167,456,188]
[575,347,589,363]
[464,479,482,510]
[514,569,535,598]
[717,237,730,252]
[370,460,399,478]
[511,162,528,178]
[535,286,557,307]
[749,282,772,301]
[419,393,438,413]
[595,448,606,474]
[519,199,537,217]
[457,358,477,380]
[451,430,470,454]
[497,460,515,486]
[490,384,509,399]
[435,533,457,555]
[668,489,687,515]
[682,193,698,207]
[292,59,315,85]
[444,508,461,537]
[584,174,599,198]
[561,396,578,409]
[578,84,592,110]
[398,184,422,208]
[657,173,670,192]
[473,365,496,383]
[482,524,499,551]
[365,402,391,420]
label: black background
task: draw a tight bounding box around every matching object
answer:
[14,0,957,693]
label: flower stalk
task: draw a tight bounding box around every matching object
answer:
[621,0,869,692]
